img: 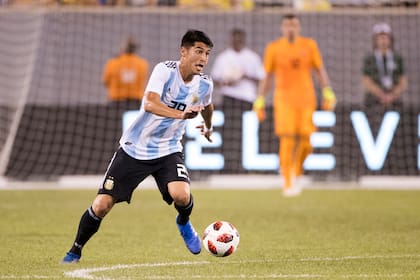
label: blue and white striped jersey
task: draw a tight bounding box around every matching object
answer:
[120,60,213,160]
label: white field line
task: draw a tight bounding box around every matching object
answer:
[64,261,211,279]
[62,255,420,280]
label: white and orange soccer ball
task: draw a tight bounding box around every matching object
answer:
[202,221,240,257]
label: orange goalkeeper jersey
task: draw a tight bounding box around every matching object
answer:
[263,36,323,110]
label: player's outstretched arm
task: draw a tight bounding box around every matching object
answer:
[144,92,202,119]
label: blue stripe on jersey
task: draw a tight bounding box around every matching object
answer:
[161,71,175,102]
[146,82,190,157]
[141,72,177,158]
[147,82,190,157]
[199,80,210,103]
[168,123,184,153]
[146,117,176,158]
[128,112,152,142]
[178,85,190,102]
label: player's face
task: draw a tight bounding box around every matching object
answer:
[281,18,301,42]
[231,33,245,52]
[181,42,212,75]
[375,33,391,50]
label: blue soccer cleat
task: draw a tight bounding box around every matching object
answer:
[61,252,81,263]
[176,216,201,254]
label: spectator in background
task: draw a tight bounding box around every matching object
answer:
[102,37,149,108]
[362,22,407,113]
[361,22,408,175]
[211,28,265,172]
[254,14,336,197]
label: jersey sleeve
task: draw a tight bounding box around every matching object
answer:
[263,42,275,74]
[102,59,116,86]
[201,77,213,106]
[310,39,324,70]
[144,62,171,96]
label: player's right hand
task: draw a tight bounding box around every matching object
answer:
[182,105,203,119]
[253,96,266,122]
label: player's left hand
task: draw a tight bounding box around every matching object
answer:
[195,122,213,142]
[321,87,337,111]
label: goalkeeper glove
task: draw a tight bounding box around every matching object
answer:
[322,87,337,111]
[253,96,266,122]
[253,96,265,110]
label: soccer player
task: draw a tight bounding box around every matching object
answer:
[62,29,214,263]
[254,14,336,197]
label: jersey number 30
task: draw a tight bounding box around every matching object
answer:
[169,101,187,111]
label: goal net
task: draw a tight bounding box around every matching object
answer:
[0,6,419,182]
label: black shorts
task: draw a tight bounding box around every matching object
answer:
[98,147,190,204]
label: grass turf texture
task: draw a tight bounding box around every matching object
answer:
[0,188,420,279]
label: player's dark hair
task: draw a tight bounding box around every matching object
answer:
[230,28,246,51]
[181,29,213,49]
[123,37,137,54]
[231,28,245,37]
[282,13,299,21]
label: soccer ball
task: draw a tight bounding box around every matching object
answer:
[202,221,240,257]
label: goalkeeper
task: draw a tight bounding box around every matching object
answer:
[254,14,336,197]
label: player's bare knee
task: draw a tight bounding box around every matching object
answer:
[171,191,189,206]
[168,182,191,206]
[92,194,114,218]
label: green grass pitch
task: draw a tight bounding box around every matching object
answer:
[1,187,420,279]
